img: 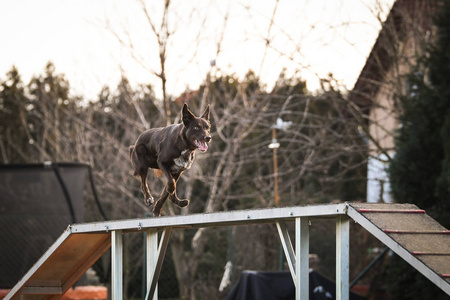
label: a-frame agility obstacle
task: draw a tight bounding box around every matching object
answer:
[4,202,450,299]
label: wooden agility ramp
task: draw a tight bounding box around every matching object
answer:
[4,202,450,300]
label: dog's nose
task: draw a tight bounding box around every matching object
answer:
[205,136,212,142]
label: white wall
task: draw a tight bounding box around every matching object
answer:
[367,153,393,203]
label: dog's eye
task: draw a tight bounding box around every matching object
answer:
[194,126,199,130]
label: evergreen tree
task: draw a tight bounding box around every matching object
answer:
[386,1,450,299]
[0,67,31,163]
[389,0,450,228]
[25,62,74,161]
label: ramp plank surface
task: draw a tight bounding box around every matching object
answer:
[6,231,110,300]
[347,203,450,293]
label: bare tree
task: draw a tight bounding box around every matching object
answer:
[1,1,438,298]
[97,1,377,298]
[139,0,172,125]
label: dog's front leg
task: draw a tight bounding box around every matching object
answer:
[152,162,176,217]
[153,189,169,217]
[139,169,153,206]
[152,186,188,216]
[158,162,176,194]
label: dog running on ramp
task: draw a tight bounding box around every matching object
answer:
[129,104,211,216]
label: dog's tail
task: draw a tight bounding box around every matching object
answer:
[129,146,134,160]
[129,145,140,177]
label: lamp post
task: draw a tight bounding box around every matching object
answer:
[269,118,292,271]
[268,128,280,207]
[268,118,292,207]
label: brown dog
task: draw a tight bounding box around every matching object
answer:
[129,104,211,216]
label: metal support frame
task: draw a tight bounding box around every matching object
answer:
[336,215,350,300]
[146,229,158,300]
[145,227,172,300]
[277,218,311,300]
[276,218,310,299]
[6,203,450,300]
[89,205,345,300]
[296,217,309,300]
[111,228,172,300]
[278,217,349,300]
[111,230,123,300]
[276,221,296,281]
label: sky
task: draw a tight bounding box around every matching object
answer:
[0,0,394,101]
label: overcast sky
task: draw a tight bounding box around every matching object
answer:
[0,0,394,100]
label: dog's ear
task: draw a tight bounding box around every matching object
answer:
[182,103,195,127]
[201,105,210,121]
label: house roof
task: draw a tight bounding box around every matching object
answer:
[349,0,437,110]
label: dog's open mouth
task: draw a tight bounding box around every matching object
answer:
[194,139,208,152]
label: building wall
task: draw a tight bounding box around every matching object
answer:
[366,32,422,203]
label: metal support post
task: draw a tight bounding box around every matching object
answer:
[111,230,123,300]
[145,227,172,300]
[295,217,309,300]
[146,229,159,300]
[336,215,350,300]
[276,220,296,281]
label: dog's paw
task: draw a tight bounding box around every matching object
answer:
[177,199,190,207]
[144,196,154,206]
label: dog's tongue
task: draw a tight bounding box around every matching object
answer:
[195,140,208,152]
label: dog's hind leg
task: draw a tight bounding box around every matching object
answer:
[131,144,154,205]
[139,169,154,206]
[157,161,177,194]
[154,163,190,214]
